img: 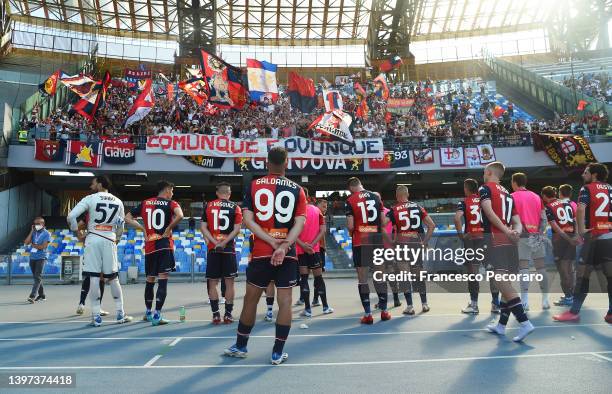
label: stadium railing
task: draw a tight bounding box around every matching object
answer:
[484,52,612,118]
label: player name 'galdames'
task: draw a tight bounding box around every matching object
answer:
[255,176,298,188]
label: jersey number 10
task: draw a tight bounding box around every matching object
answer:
[146,207,166,230]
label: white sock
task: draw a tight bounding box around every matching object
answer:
[89,276,101,316]
[537,268,550,299]
[519,268,530,303]
[109,279,124,313]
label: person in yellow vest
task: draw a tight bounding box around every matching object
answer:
[18,129,29,144]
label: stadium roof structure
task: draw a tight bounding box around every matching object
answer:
[6,0,553,57]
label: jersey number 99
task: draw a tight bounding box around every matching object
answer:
[254,189,295,223]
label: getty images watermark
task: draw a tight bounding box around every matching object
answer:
[371,245,544,283]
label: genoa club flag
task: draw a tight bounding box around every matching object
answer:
[60,73,97,97]
[368,148,410,169]
[71,71,111,122]
[440,147,465,167]
[532,133,597,170]
[66,141,102,168]
[103,142,136,164]
[178,79,208,106]
[199,50,248,109]
[39,70,61,96]
[34,139,64,161]
[287,72,317,113]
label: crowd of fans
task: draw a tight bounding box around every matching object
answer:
[562,72,612,105]
[20,77,610,148]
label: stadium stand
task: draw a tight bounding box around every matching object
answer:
[16,77,542,148]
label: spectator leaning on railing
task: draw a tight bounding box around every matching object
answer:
[23,217,51,304]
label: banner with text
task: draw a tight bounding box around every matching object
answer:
[186,156,226,169]
[386,98,415,114]
[146,134,384,159]
[235,157,364,172]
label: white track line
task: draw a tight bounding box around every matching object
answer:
[0,323,608,341]
[168,337,182,347]
[0,351,611,370]
[1,307,609,324]
[144,355,162,367]
[590,352,612,362]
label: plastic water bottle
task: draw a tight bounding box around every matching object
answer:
[179,306,186,322]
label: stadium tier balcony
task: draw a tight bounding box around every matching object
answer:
[522,56,612,105]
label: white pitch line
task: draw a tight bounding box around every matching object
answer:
[144,355,162,367]
[590,352,612,362]
[0,351,611,370]
[168,337,182,347]
[0,323,608,342]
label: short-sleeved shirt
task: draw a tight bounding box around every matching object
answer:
[562,199,578,216]
[345,190,383,247]
[457,194,484,238]
[243,174,308,259]
[67,192,125,241]
[203,199,243,253]
[479,182,517,246]
[29,229,50,260]
[297,204,325,255]
[130,197,180,254]
[578,181,612,236]
[387,201,429,244]
[545,198,575,234]
[511,188,544,234]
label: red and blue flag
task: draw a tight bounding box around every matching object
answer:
[287,71,317,114]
